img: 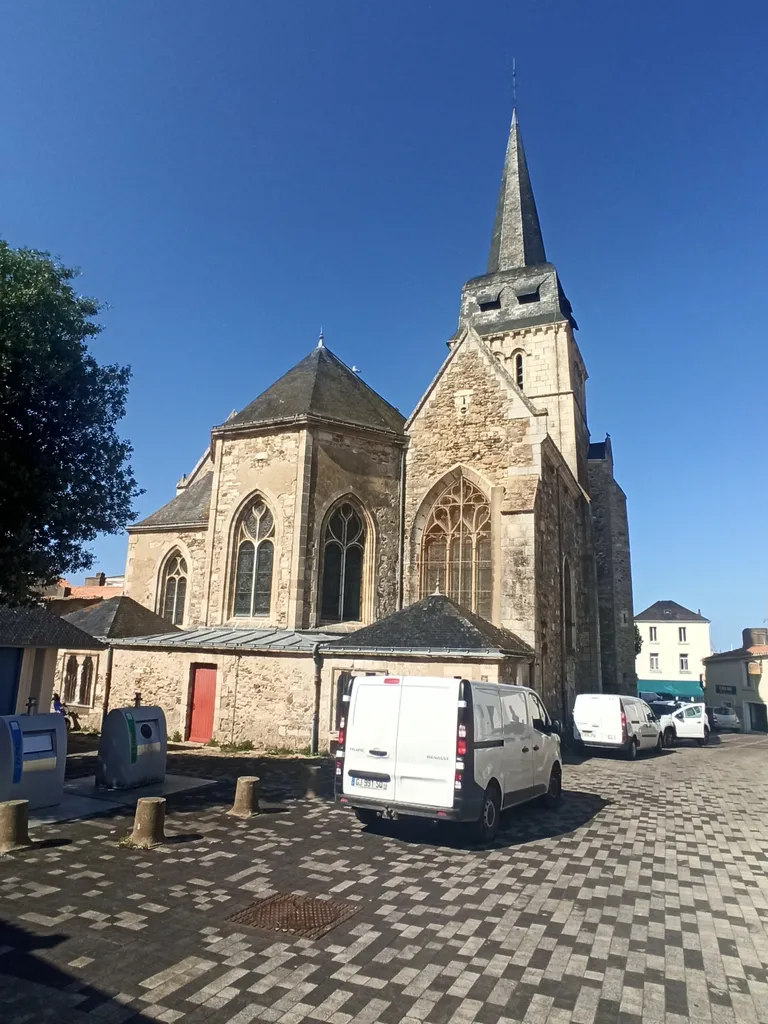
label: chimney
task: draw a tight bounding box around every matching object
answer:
[742,627,768,649]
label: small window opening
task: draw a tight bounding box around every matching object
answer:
[517,288,540,305]
[514,352,524,389]
[478,296,502,312]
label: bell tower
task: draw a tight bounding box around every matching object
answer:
[458,110,589,486]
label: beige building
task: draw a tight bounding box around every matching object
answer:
[635,600,712,699]
[704,628,768,732]
[102,107,636,749]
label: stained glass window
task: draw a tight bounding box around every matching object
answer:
[321,502,365,623]
[161,553,188,625]
[421,478,492,618]
[233,498,275,616]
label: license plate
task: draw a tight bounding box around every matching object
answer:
[351,778,386,791]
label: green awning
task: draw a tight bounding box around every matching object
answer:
[638,679,704,698]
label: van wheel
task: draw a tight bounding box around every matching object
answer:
[353,808,378,826]
[542,764,562,808]
[472,785,500,844]
[655,735,663,755]
[625,739,638,760]
[697,727,710,747]
[663,728,675,748]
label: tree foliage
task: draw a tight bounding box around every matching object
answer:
[0,241,140,604]
[634,623,643,656]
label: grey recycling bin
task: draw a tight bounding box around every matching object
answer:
[96,706,167,790]
[0,713,67,810]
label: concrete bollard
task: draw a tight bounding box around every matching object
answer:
[305,765,322,800]
[0,800,32,855]
[228,776,260,818]
[123,797,166,849]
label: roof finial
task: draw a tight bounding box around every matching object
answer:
[432,583,442,597]
[317,327,325,349]
[512,56,517,109]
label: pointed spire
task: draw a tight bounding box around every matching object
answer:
[487,110,547,273]
[317,327,325,349]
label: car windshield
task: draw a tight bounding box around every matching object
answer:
[649,702,678,716]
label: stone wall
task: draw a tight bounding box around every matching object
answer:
[588,451,636,695]
[125,526,209,627]
[205,429,303,627]
[301,427,404,629]
[404,330,547,638]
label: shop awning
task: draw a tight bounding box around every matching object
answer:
[638,679,704,699]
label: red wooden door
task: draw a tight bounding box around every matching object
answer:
[188,665,217,743]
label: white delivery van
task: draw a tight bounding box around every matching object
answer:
[334,675,562,843]
[573,694,663,758]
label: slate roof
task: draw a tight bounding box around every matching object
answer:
[131,472,212,531]
[221,345,406,436]
[704,645,768,663]
[115,626,342,654]
[0,606,104,650]
[488,110,547,273]
[322,595,533,657]
[61,597,179,641]
[635,601,710,623]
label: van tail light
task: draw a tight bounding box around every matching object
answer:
[457,738,467,757]
[335,758,343,777]
[620,709,627,742]
[337,717,345,749]
[384,676,400,685]
[454,770,463,791]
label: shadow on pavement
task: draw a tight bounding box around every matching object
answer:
[0,918,156,1022]
[358,788,610,850]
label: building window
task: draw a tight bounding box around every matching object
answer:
[563,559,574,651]
[320,502,366,623]
[421,477,492,618]
[233,497,275,617]
[650,653,659,671]
[78,656,94,706]
[680,653,689,672]
[514,352,524,389]
[161,552,188,625]
[679,626,687,642]
[620,610,628,626]
[649,626,657,642]
[63,654,78,703]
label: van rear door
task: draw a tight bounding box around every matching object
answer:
[392,677,459,809]
[343,676,401,803]
[574,695,620,744]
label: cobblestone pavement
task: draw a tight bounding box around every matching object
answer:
[1,734,767,1024]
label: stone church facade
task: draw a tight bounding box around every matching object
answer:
[99,109,635,748]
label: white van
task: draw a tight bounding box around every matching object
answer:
[334,675,563,843]
[573,694,663,758]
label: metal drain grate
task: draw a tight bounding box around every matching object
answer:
[228,892,359,939]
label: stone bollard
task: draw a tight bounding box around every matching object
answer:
[228,776,260,818]
[0,800,32,855]
[123,797,166,849]
[305,765,322,800]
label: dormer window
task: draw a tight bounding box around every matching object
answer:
[517,287,540,305]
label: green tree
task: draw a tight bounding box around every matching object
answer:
[0,241,139,604]
[634,623,643,656]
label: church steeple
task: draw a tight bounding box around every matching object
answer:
[487,110,547,272]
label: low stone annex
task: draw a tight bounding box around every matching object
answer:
[72,107,636,748]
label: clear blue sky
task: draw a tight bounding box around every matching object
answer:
[2,1,766,650]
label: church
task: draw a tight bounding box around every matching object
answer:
[75,109,636,749]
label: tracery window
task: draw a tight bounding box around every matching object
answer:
[514,352,524,389]
[78,656,94,706]
[161,551,188,625]
[421,478,492,618]
[63,655,78,703]
[321,502,365,623]
[233,497,275,616]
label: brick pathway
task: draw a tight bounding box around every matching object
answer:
[1,734,767,1024]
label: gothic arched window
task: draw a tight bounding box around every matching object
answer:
[514,352,524,390]
[63,655,78,703]
[233,497,275,617]
[79,656,94,706]
[563,559,574,651]
[421,478,492,618]
[321,502,365,623]
[161,552,188,625]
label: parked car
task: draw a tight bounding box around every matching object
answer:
[648,700,709,746]
[335,676,562,843]
[573,694,662,759]
[708,706,741,731]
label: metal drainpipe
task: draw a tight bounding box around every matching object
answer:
[397,445,407,610]
[100,645,114,730]
[310,642,323,755]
